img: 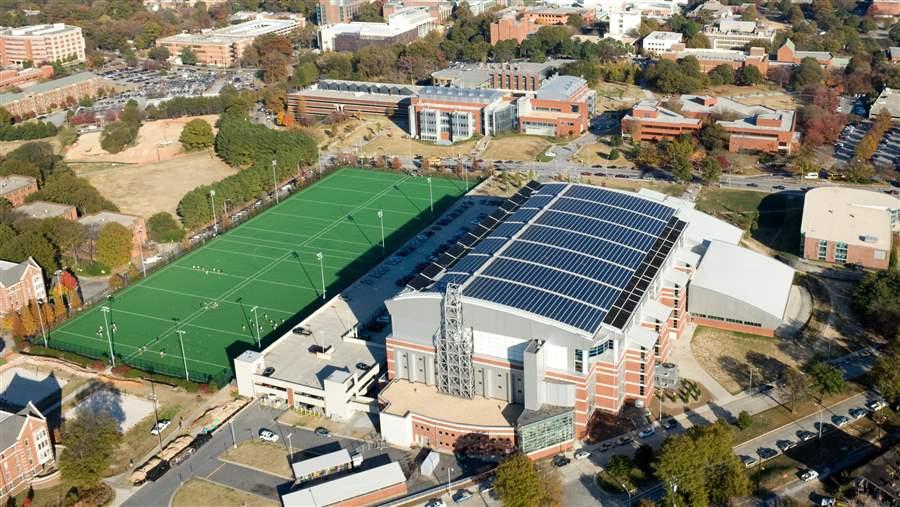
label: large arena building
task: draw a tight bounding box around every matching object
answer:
[379,182,797,459]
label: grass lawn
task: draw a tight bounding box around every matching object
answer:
[481,134,551,161]
[14,483,68,507]
[695,188,767,231]
[220,440,292,479]
[49,168,466,384]
[171,479,278,507]
[573,142,634,168]
[64,257,111,277]
[695,188,803,254]
[361,124,478,158]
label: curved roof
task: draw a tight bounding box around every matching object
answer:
[802,187,899,251]
[690,240,793,321]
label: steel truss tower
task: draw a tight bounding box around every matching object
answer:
[436,283,475,398]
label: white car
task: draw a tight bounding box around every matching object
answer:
[867,400,887,411]
[150,419,171,435]
[258,429,279,443]
[574,450,591,460]
[801,470,820,482]
[638,426,656,439]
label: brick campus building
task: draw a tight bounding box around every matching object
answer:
[0,257,46,319]
[0,72,102,118]
[378,182,796,459]
[0,23,85,67]
[0,404,55,500]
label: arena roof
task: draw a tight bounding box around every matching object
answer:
[406,182,686,335]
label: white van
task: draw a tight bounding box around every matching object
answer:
[804,172,820,180]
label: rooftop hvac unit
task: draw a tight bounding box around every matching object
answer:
[860,235,879,243]
[654,362,679,390]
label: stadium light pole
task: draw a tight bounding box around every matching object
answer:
[427,177,433,213]
[137,225,147,277]
[250,306,261,349]
[316,252,326,300]
[377,210,385,254]
[35,298,47,347]
[272,160,279,204]
[209,190,218,234]
[101,305,114,367]
[176,328,189,382]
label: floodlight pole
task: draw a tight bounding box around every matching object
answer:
[101,305,114,367]
[250,305,261,349]
[209,190,218,234]
[137,225,147,277]
[316,252,326,300]
[272,160,279,204]
[176,328,189,382]
[377,210,385,254]
[36,298,47,347]
[287,433,293,461]
[427,177,433,213]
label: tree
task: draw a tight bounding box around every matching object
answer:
[179,119,214,151]
[737,410,753,429]
[180,47,198,66]
[784,367,808,412]
[20,304,38,337]
[59,409,121,491]
[700,123,729,151]
[654,421,750,506]
[38,217,86,260]
[0,106,11,126]
[0,231,59,273]
[855,134,878,160]
[495,453,543,507]
[708,64,735,86]
[147,212,185,243]
[149,46,170,62]
[566,13,584,29]
[852,270,900,337]
[353,2,384,22]
[100,121,139,154]
[742,4,759,20]
[872,339,900,403]
[607,454,634,479]
[738,65,764,85]
[95,222,133,269]
[807,361,846,397]
[701,157,721,184]
[634,143,662,168]
[792,57,825,89]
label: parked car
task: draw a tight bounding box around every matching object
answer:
[801,470,820,482]
[849,408,867,419]
[741,455,758,468]
[798,430,817,442]
[292,327,312,336]
[757,447,778,460]
[425,499,446,507]
[776,439,796,452]
[552,455,571,467]
[262,367,275,376]
[150,419,171,436]
[574,450,591,460]
[616,435,634,447]
[661,418,678,431]
[452,489,473,503]
[314,427,331,437]
[833,415,850,427]
[867,400,887,411]
[258,429,279,442]
[638,426,656,439]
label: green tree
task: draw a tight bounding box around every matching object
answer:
[738,65,764,85]
[872,339,900,403]
[352,2,384,21]
[495,453,543,507]
[736,410,753,429]
[792,57,825,89]
[147,212,185,242]
[0,231,59,272]
[149,46,170,62]
[95,222,133,268]
[634,143,662,168]
[700,123,729,151]
[30,171,117,215]
[0,106,11,125]
[59,409,121,491]
[807,361,846,397]
[852,270,900,337]
[38,217,86,260]
[700,157,721,184]
[180,47,198,65]
[100,121,139,154]
[708,64,735,86]
[179,119,214,151]
[491,40,518,62]
[607,455,634,479]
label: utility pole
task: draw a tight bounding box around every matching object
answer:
[230,419,237,448]
[427,177,433,213]
[137,225,147,277]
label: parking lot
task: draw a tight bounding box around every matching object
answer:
[834,121,900,168]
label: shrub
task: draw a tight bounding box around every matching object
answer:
[737,410,753,430]
[609,149,620,160]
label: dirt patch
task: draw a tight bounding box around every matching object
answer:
[695,85,798,110]
[321,119,388,151]
[361,123,478,158]
[481,135,551,161]
[74,150,237,219]
[220,441,292,479]
[595,82,648,111]
[65,115,218,164]
[172,479,278,507]
[0,137,62,156]
[572,142,634,168]
[578,175,686,197]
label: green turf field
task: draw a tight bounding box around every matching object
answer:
[49,168,467,384]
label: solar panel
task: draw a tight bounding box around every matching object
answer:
[523,195,554,209]
[447,254,490,275]
[508,208,541,223]
[482,259,620,310]
[537,211,655,252]
[421,263,443,279]
[491,222,526,239]
[459,234,479,248]
[406,274,432,290]
[552,198,666,236]
[537,183,566,195]
[564,186,675,222]
[489,209,508,222]
[472,238,507,254]
[446,244,466,258]
[500,241,633,288]
[519,225,645,269]
[434,253,456,268]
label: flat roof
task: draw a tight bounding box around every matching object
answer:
[0,72,98,104]
[0,23,80,37]
[535,74,586,101]
[0,175,36,195]
[262,330,384,389]
[15,200,75,219]
[679,95,771,117]
[691,240,794,321]
[417,86,504,104]
[717,109,795,133]
[380,380,523,427]
[645,31,683,41]
[282,462,406,507]
[801,187,900,251]
[78,211,140,229]
[624,100,701,126]
[291,449,352,478]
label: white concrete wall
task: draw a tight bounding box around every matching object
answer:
[379,411,413,448]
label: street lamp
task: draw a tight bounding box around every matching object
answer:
[176,328,189,382]
[250,305,261,349]
[377,210,385,254]
[272,160,279,204]
[287,432,293,461]
[35,299,47,347]
[137,225,147,277]
[426,177,433,213]
[209,190,218,234]
[101,305,114,367]
[316,252,326,300]
[447,466,454,496]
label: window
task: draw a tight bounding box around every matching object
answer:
[817,239,828,260]
[835,241,848,264]
[574,350,584,373]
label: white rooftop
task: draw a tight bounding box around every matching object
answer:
[801,187,900,251]
[281,462,406,506]
[291,449,352,479]
[645,30,683,42]
[1,23,81,37]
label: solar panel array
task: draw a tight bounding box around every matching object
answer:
[406,182,686,335]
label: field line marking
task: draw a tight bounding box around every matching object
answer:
[240,225,373,246]
[212,239,360,261]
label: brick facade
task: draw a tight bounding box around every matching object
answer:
[0,257,46,318]
[802,236,891,270]
[0,176,38,207]
[0,404,54,500]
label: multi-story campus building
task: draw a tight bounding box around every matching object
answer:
[869,87,900,122]
[0,23,85,67]
[524,7,596,25]
[717,109,799,153]
[287,80,419,124]
[408,87,517,142]
[622,100,702,142]
[0,404,54,500]
[869,0,900,16]
[317,0,376,24]
[379,182,794,458]
[157,16,302,67]
[431,60,573,91]
[660,44,769,73]
[78,212,148,260]
[642,31,683,56]
[0,257,46,319]
[606,7,642,40]
[0,66,53,89]
[317,7,437,52]
[0,72,102,118]
[517,75,596,137]
[0,175,38,207]
[701,14,775,50]
[801,187,900,270]
[775,39,833,68]
[489,10,536,45]
[383,0,452,23]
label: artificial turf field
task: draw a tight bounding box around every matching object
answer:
[49,168,467,383]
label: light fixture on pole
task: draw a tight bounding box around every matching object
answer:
[287,433,293,461]
[209,189,218,234]
[176,328,189,382]
[272,160,279,204]
[101,305,114,367]
[35,298,47,347]
[137,225,147,277]
[316,252,326,300]
[377,210,385,253]
[250,305,261,349]
[426,177,433,213]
